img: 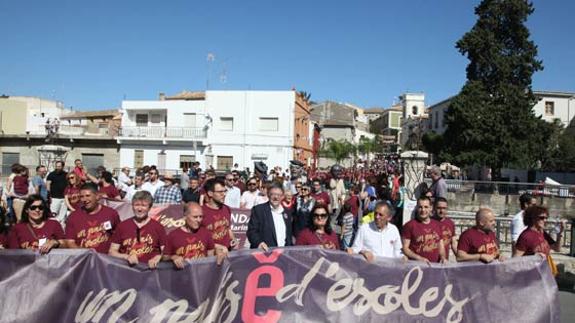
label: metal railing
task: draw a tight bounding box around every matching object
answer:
[118,126,207,139]
[449,211,574,255]
[425,179,575,198]
[30,125,114,137]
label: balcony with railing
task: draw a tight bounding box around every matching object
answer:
[32,124,117,138]
[117,126,207,140]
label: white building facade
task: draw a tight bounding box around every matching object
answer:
[117,91,297,173]
[399,93,426,147]
[428,91,575,135]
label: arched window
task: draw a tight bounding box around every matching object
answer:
[412,106,418,115]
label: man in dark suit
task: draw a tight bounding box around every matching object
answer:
[247,182,293,250]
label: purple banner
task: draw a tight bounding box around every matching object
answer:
[0,248,560,322]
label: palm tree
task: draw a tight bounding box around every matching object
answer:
[320,139,355,165]
[356,136,382,163]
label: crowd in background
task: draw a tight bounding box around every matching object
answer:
[0,155,564,273]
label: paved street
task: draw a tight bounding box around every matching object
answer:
[559,291,574,322]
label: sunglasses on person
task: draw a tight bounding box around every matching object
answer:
[301,188,310,191]
[149,172,157,175]
[29,205,44,211]
[68,176,76,180]
[538,216,548,220]
[296,186,302,189]
[313,213,328,219]
[248,182,257,186]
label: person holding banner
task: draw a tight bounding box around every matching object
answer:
[513,205,563,257]
[402,196,447,264]
[202,178,238,250]
[7,194,64,254]
[247,182,293,251]
[351,201,402,262]
[109,191,167,268]
[64,183,121,253]
[164,202,226,269]
[295,203,339,250]
[457,208,502,263]
[432,197,458,260]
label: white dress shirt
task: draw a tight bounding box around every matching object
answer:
[511,210,526,242]
[271,205,286,247]
[352,221,403,258]
[240,190,260,209]
[142,180,165,198]
[224,186,241,208]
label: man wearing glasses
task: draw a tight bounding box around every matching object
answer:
[202,178,238,250]
[224,173,241,208]
[351,201,402,262]
[247,183,293,251]
[240,177,260,209]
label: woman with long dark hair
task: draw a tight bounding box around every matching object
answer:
[7,194,64,254]
[296,203,340,250]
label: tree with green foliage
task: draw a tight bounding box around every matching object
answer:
[320,139,355,164]
[422,132,444,159]
[356,136,384,163]
[442,0,545,179]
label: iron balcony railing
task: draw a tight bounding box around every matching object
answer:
[32,125,114,137]
[118,126,207,139]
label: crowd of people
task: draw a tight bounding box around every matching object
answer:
[0,157,564,272]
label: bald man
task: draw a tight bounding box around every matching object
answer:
[456,208,502,263]
[164,202,226,269]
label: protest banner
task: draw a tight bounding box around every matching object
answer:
[0,248,560,323]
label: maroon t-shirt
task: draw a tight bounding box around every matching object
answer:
[202,204,232,248]
[111,218,167,263]
[313,192,331,206]
[236,182,246,194]
[64,185,82,210]
[435,217,456,260]
[164,227,215,259]
[402,219,442,262]
[348,195,360,218]
[13,175,29,196]
[296,228,340,250]
[99,185,120,199]
[515,229,555,256]
[65,205,121,253]
[458,227,500,257]
[8,220,64,250]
